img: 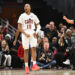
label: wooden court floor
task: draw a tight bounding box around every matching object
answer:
[0,70,75,75]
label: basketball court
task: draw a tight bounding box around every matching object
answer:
[0,70,75,75]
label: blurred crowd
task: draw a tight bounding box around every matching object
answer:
[0,17,75,70]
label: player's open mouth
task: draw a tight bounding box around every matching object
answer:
[25,9,28,11]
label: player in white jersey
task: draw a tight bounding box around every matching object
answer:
[18,4,41,74]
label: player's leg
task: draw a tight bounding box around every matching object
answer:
[30,36,40,71]
[22,34,30,74]
[24,49,30,74]
[24,50,29,66]
[31,47,40,71]
[31,47,36,64]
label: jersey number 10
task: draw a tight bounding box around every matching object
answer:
[27,24,31,29]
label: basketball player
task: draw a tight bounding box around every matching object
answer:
[18,4,41,74]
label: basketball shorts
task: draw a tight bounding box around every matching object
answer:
[21,31,37,50]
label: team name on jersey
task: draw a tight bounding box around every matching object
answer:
[25,18,33,24]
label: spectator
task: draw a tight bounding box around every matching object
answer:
[51,37,58,51]
[58,27,65,38]
[51,37,58,58]
[5,34,13,49]
[54,36,70,68]
[0,46,5,66]
[0,21,9,43]
[65,29,72,47]
[10,41,23,68]
[0,29,3,43]
[70,27,75,46]
[1,40,11,68]
[44,21,58,42]
[37,37,42,48]
[42,37,49,43]
[37,42,56,69]
[17,45,24,59]
[58,23,64,30]
[42,37,49,48]
[69,45,75,70]
[17,45,24,68]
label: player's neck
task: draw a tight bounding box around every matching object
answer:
[26,12,31,15]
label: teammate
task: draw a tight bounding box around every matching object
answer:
[17,4,41,74]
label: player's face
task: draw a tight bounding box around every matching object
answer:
[24,4,31,13]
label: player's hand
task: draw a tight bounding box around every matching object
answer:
[13,40,17,46]
[33,33,37,38]
[25,34,30,38]
[63,16,67,20]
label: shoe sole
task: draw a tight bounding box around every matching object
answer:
[32,68,40,71]
[25,72,30,74]
[25,70,30,74]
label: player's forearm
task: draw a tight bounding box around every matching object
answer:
[35,23,41,34]
[18,23,26,35]
[65,18,74,24]
[15,29,20,41]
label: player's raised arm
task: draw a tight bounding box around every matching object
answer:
[63,16,74,24]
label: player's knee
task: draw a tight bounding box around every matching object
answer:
[24,49,29,53]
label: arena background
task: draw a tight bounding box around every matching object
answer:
[0,0,75,28]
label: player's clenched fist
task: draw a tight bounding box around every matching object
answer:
[25,33,30,38]
[33,33,37,38]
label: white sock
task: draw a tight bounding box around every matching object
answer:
[33,61,36,65]
[25,63,28,67]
